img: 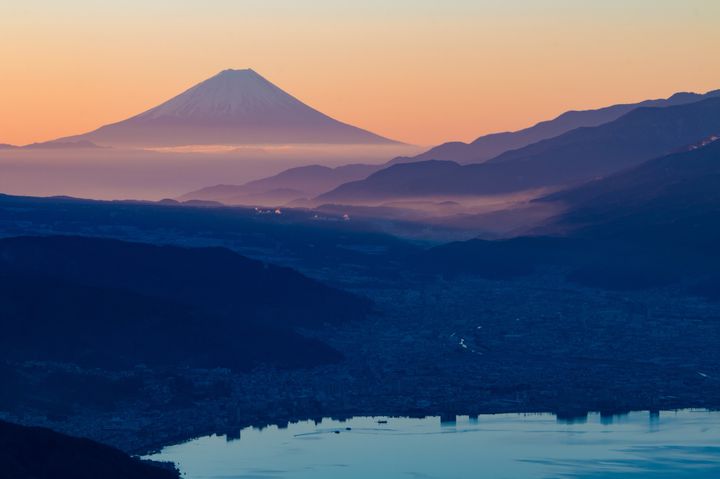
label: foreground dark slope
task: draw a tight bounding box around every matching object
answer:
[0,236,371,370]
[320,97,720,202]
[0,420,178,479]
[417,138,720,292]
[390,89,720,165]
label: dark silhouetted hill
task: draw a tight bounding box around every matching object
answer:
[0,236,372,370]
[0,420,179,479]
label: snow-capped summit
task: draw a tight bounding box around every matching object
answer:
[55,69,399,148]
[134,69,317,123]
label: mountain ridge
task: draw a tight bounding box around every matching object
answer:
[539,133,720,236]
[389,89,720,166]
[318,96,720,202]
[179,88,720,208]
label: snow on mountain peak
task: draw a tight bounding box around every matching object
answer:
[133,69,319,124]
[51,69,399,146]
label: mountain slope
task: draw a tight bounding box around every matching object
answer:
[319,97,720,202]
[0,420,178,479]
[56,69,399,147]
[391,89,720,165]
[0,235,371,328]
[414,138,720,291]
[0,236,372,370]
[541,135,720,240]
[21,140,103,149]
[178,88,720,208]
[179,163,382,205]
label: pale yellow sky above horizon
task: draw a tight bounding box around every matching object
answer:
[1,0,719,146]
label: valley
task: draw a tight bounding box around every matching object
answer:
[3,271,719,455]
[1,193,719,456]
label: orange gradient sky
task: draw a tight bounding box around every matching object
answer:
[1,0,719,146]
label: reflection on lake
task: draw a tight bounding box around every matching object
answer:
[146,410,720,478]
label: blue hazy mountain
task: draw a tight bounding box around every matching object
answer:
[179,89,719,207]
[319,97,720,202]
[179,90,720,206]
[414,137,720,292]
[180,163,382,205]
[541,135,720,241]
[391,89,720,165]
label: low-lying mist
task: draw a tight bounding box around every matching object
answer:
[0,143,421,201]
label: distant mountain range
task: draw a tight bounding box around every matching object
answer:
[318,97,720,202]
[414,136,720,292]
[0,420,179,479]
[22,139,103,149]
[541,134,720,239]
[180,88,720,207]
[0,236,371,370]
[52,69,399,148]
[179,163,382,205]
[391,89,720,165]
[0,140,102,149]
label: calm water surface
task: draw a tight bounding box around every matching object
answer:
[146,410,720,478]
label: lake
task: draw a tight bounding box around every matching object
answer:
[146,410,720,478]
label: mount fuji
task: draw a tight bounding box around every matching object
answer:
[55,69,399,148]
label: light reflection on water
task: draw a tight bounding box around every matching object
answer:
[146,410,720,479]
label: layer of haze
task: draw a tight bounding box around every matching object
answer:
[1,0,720,146]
